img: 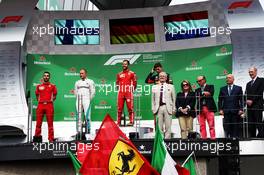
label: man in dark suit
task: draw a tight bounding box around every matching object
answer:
[245,67,264,138]
[195,75,217,139]
[218,74,243,138]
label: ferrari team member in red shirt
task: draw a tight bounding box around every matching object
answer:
[116,60,137,126]
[33,72,57,142]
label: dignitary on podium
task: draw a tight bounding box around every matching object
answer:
[195,76,217,139]
[152,72,176,138]
[175,80,196,139]
[245,67,264,138]
[218,74,243,138]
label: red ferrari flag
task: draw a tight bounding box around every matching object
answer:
[79,114,159,175]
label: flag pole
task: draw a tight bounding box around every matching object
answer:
[182,151,194,167]
[193,150,202,175]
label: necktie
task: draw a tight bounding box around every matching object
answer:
[201,86,205,94]
[251,80,254,86]
[160,84,164,105]
[228,85,232,96]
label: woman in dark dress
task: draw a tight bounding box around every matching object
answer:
[176,80,196,139]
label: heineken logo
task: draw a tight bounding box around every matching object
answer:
[34,55,51,65]
[100,100,107,105]
[69,67,77,73]
[95,100,111,109]
[216,69,229,80]
[39,56,46,61]
[64,67,78,76]
[191,60,197,67]
[109,140,144,175]
[221,47,227,53]
[70,112,75,117]
[216,46,232,57]
[101,78,106,84]
[192,84,197,89]
[64,89,75,98]
[70,89,75,94]
[186,60,202,71]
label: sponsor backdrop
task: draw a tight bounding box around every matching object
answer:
[27,44,232,122]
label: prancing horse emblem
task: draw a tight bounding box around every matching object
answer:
[109,140,144,175]
[115,149,136,175]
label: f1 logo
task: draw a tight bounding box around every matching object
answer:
[0,16,23,24]
[228,1,253,10]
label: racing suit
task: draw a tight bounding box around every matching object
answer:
[116,70,137,125]
[34,82,57,142]
[75,78,95,134]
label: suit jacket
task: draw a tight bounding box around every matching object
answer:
[245,77,264,110]
[195,84,217,112]
[175,91,196,118]
[218,85,243,114]
[151,83,176,115]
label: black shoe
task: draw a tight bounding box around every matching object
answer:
[76,132,86,141]
[33,136,42,143]
[49,138,58,142]
[127,122,134,127]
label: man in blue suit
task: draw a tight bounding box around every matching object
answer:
[218,74,244,138]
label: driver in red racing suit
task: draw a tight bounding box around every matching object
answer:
[33,72,57,142]
[116,60,137,126]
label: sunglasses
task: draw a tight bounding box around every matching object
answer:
[196,79,203,83]
[182,84,189,87]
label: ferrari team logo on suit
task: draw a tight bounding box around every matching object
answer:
[109,140,144,175]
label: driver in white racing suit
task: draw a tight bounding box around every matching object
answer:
[74,68,95,139]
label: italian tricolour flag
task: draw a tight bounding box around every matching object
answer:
[151,125,189,175]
